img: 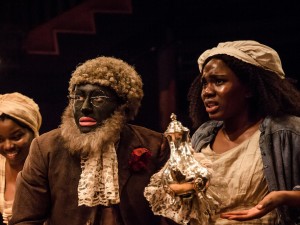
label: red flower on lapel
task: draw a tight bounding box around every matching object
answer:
[128,148,152,172]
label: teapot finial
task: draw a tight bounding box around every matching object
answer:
[164,113,187,135]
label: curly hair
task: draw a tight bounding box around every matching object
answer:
[188,54,300,128]
[69,56,144,121]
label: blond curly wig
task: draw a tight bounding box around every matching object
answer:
[69,56,144,120]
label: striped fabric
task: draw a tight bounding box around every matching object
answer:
[0,155,6,214]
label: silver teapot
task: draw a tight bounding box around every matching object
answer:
[162,113,210,198]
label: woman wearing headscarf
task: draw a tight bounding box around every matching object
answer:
[0,92,42,224]
[164,40,300,224]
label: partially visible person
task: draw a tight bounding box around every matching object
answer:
[0,92,42,225]
[9,57,176,225]
[171,40,300,224]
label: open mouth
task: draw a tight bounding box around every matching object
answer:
[205,101,219,113]
[79,117,97,126]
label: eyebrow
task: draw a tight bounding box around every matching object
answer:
[92,89,107,95]
[75,89,107,95]
[202,74,227,79]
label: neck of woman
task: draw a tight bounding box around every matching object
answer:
[222,117,263,142]
[5,160,24,177]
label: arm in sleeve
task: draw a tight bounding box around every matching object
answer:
[156,135,171,170]
[10,138,50,225]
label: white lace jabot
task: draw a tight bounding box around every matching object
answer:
[78,143,120,207]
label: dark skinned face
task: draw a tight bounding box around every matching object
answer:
[0,118,34,166]
[72,84,122,133]
[201,59,251,121]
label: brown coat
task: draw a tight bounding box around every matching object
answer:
[10,124,176,225]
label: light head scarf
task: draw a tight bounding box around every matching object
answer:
[0,92,42,137]
[197,40,285,79]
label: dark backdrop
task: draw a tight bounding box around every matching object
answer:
[0,0,299,134]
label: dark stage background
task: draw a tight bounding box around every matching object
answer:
[0,0,299,134]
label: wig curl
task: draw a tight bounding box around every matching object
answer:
[69,56,144,120]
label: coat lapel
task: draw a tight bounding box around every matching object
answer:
[116,125,142,195]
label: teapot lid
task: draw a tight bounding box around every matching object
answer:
[164,113,188,134]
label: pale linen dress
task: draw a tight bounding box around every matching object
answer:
[0,155,13,224]
[201,130,278,224]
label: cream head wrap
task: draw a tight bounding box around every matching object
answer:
[0,92,42,137]
[69,56,144,120]
[198,40,285,79]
